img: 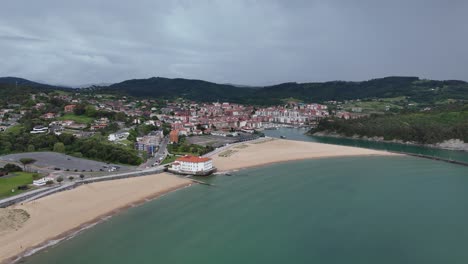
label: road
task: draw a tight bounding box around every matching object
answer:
[138,136,169,169]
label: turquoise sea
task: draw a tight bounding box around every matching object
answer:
[22,130,468,264]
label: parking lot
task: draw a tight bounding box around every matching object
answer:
[0,152,133,172]
[186,134,259,148]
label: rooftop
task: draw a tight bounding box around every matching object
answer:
[176,155,211,163]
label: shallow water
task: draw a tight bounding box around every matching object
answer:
[22,155,468,264]
[265,127,468,163]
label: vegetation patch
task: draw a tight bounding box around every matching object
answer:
[218,150,238,157]
[0,172,35,198]
[167,137,214,156]
[58,113,93,124]
[312,105,468,144]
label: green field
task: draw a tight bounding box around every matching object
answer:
[341,97,407,113]
[58,114,94,124]
[0,172,35,198]
[161,155,178,165]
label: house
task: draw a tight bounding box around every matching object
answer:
[64,104,76,113]
[170,156,215,175]
[33,177,54,186]
[49,124,64,135]
[42,112,56,119]
[169,130,179,144]
[108,131,130,141]
[30,125,48,134]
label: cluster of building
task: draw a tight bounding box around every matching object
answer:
[134,130,164,156]
[156,102,330,139]
[254,103,329,125]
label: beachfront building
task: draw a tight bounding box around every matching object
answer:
[170,155,215,175]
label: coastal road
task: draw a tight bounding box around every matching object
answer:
[138,137,169,169]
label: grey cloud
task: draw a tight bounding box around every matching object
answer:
[0,0,467,86]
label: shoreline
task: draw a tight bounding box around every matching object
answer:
[1,138,400,263]
[211,138,399,172]
[215,153,394,173]
[0,174,192,264]
[310,131,468,152]
[6,183,191,264]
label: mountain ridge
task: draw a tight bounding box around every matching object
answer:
[2,76,468,105]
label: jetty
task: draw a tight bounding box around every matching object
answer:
[184,175,215,186]
[394,152,468,167]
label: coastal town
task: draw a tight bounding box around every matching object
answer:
[0,84,400,261]
[0,90,339,179]
[1,1,468,263]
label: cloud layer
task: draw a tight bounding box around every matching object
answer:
[1,0,467,86]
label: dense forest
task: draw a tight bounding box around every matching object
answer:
[97,76,468,105]
[311,104,468,144]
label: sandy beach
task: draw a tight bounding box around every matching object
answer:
[211,138,399,171]
[0,173,191,264]
[0,138,399,263]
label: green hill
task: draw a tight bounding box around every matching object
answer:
[99,76,468,105]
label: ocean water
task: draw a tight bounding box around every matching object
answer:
[22,156,468,264]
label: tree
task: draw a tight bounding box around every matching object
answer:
[27,144,35,152]
[79,174,85,180]
[53,142,66,153]
[32,173,41,180]
[68,176,74,181]
[56,176,64,184]
[19,158,36,171]
[2,163,22,172]
[85,105,97,117]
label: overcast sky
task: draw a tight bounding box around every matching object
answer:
[1,0,467,86]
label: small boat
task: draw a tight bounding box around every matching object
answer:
[280,136,286,139]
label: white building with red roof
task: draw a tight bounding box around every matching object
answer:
[170,155,215,175]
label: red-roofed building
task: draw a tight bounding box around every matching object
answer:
[169,129,179,144]
[64,104,76,113]
[170,155,214,175]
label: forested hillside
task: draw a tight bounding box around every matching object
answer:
[311,104,468,144]
[98,76,468,105]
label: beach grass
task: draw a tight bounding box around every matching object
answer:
[0,172,35,198]
[218,150,238,157]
